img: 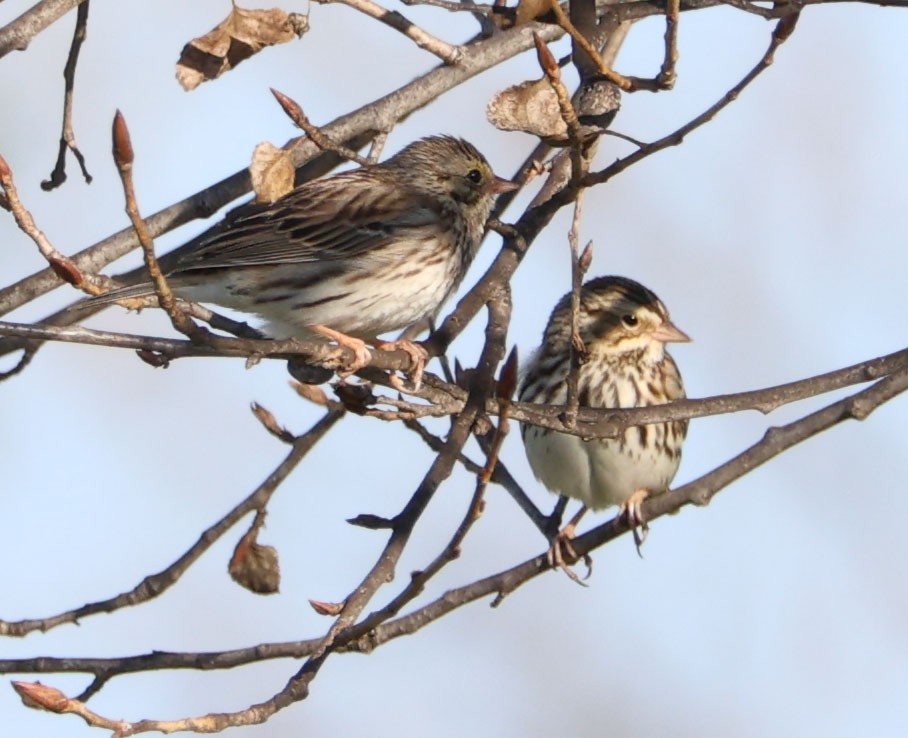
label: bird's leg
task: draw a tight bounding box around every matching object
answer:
[619,488,651,557]
[309,324,372,376]
[547,505,593,584]
[371,338,429,391]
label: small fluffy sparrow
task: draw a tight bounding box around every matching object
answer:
[518,276,690,572]
[94,135,517,378]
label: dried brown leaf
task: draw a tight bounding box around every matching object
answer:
[229,526,280,594]
[249,142,295,204]
[176,6,309,91]
[487,77,567,139]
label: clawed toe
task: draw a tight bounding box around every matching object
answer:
[620,488,651,558]
[547,524,592,585]
[373,338,429,391]
[309,324,372,376]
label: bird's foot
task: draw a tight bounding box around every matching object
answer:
[547,522,593,585]
[373,338,429,391]
[309,324,372,376]
[619,488,651,558]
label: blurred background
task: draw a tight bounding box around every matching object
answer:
[2,1,907,736]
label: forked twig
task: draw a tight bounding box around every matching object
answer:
[271,89,371,166]
[585,12,801,186]
[41,0,92,190]
[0,409,343,638]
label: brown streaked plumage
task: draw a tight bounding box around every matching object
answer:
[518,276,690,574]
[92,136,516,377]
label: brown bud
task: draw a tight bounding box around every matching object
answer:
[250,402,295,444]
[112,110,134,167]
[774,12,800,42]
[49,257,83,287]
[532,33,559,78]
[13,681,70,713]
[578,241,594,275]
[309,599,345,616]
[271,88,303,122]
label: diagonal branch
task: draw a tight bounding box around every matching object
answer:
[0,0,87,58]
[0,409,343,638]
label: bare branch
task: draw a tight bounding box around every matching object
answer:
[0,153,109,293]
[270,89,371,166]
[585,11,801,187]
[311,0,464,63]
[0,409,343,637]
[344,368,908,643]
[0,21,565,326]
[0,0,87,58]
[41,0,92,190]
[112,110,206,340]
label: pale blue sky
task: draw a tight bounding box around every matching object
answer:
[2,2,907,737]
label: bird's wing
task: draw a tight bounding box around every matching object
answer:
[177,170,442,272]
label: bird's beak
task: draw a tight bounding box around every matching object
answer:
[651,319,691,343]
[490,177,520,195]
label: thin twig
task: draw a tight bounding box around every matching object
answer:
[546,0,635,91]
[400,0,495,14]
[0,154,109,293]
[312,0,464,63]
[564,197,589,427]
[0,0,87,58]
[403,417,551,535]
[111,111,206,340]
[270,89,370,165]
[585,12,802,187]
[0,409,344,638]
[41,0,92,190]
[658,0,680,88]
[350,390,512,636]
[1,319,903,435]
[346,367,908,639]
[0,21,566,332]
[0,319,425,376]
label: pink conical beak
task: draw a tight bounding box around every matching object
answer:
[490,176,519,195]
[651,319,691,343]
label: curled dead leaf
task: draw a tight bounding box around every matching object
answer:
[176,6,309,91]
[249,142,295,204]
[487,77,567,140]
[229,525,280,594]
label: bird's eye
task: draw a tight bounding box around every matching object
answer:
[622,314,638,327]
[466,168,483,184]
